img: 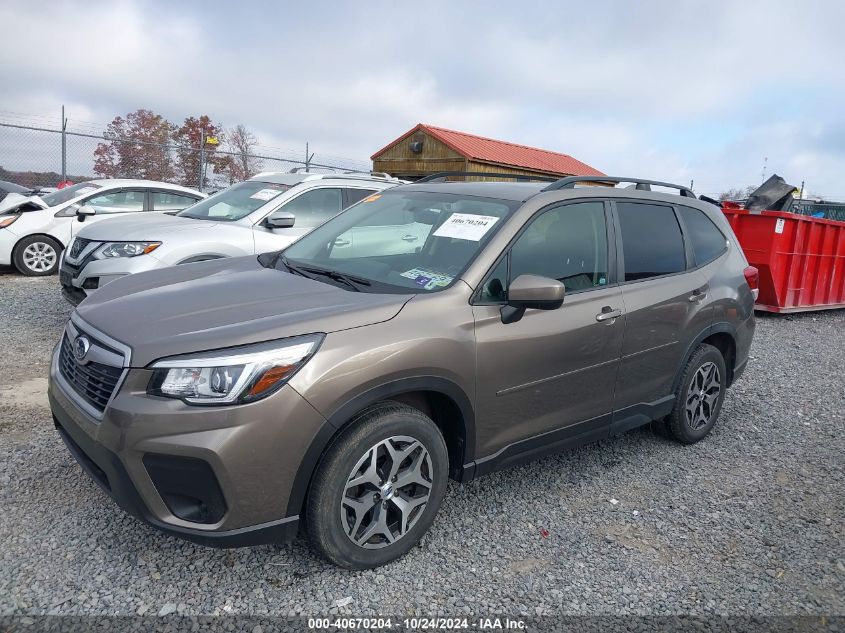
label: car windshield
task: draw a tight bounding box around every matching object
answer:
[275,190,518,294]
[177,181,291,221]
[41,182,102,207]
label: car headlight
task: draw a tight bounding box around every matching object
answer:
[147,334,324,405]
[95,242,161,258]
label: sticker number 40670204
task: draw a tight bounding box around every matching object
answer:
[432,213,499,241]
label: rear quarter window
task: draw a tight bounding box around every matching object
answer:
[679,205,728,266]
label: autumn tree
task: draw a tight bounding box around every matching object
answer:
[219,124,262,184]
[93,109,175,181]
[172,115,225,189]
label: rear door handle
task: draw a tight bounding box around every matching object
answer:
[401,234,418,242]
[689,288,708,302]
[334,238,351,247]
[596,307,623,322]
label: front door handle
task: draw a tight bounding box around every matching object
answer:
[401,234,418,242]
[596,307,623,322]
[334,238,351,247]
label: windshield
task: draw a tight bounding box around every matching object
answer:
[41,182,101,207]
[177,181,291,221]
[277,190,518,293]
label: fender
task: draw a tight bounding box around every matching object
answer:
[672,321,738,395]
[284,376,476,517]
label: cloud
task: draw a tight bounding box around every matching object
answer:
[0,0,843,196]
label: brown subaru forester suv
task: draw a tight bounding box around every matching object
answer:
[49,175,757,569]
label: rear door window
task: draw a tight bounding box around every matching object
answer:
[152,191,201,212]
[678,205,728,266]
[616,202,686,281]
[345,188,378,206]
[280,187,343,228]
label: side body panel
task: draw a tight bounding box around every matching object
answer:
[471,286,623,458]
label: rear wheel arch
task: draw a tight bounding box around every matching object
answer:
[673,323,738,393]
[285,377,475,519]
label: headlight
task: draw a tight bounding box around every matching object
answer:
[147,334,324,405]
[0,215,19,228]
[95,242,161,258]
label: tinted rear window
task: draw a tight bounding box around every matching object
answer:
[617,202,686,281]
[679,205,727,266]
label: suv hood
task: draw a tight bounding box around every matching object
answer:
[77,213,216,240]
[75,256,412,366]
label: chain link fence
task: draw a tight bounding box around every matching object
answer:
[0,118,372,193]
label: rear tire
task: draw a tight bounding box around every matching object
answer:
[664,343,727,444]
[306,402,448,569]
[13,235,62,276]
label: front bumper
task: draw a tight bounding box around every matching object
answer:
[60,251,164,304]
[48,329,329,547]
[0,227,16,266]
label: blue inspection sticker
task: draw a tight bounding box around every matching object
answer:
[415,276,432,286]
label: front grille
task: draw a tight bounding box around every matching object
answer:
[69,237,91,259]
[59,335,124,413]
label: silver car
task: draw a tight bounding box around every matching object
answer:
[60,172,403,304]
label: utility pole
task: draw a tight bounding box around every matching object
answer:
[761,157,768,183]
[689,179,694,192]
[61,105,67,183]
[199,129,205,192]
[305,142,314,172]
[798,180,805,200]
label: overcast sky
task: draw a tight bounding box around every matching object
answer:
[1,0,843,197]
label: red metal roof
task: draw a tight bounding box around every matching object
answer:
[371,123,605,177]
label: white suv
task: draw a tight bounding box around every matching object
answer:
[60,172,403,304]
[0,180,204,276]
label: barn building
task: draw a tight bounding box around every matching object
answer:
[371,123,605,182]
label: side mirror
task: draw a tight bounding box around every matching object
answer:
[500,274,565,324]
[76,204,96,222]
[265,210,295,229]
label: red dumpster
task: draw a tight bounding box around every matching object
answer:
[721,203,845,313]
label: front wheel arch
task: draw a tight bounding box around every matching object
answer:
[177,254,225,265]
[12,234,64,276]
[285,376,475,519]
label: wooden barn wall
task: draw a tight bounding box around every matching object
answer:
[372,131,467,177]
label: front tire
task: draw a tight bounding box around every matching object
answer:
[306,402,448,569]
[13,235,62,276]
[664,343,727,444]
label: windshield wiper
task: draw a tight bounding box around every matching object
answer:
[280,257,370,292]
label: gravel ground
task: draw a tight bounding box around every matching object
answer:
[0,268,843,618]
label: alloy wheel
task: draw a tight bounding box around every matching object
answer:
[22,242,57,273]
[340,435,433,549]
[685,361,721,430]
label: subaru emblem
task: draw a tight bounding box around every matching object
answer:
[74,335,91,361]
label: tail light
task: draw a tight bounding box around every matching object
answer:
[743,266,759,301]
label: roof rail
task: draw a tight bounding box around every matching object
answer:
[542,176,696,198]
[416,171,558,183]
[302,172,402,183]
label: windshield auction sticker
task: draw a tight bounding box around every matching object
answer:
[250,188,284,201]
[433,213,499,241]
[401,268,453,290]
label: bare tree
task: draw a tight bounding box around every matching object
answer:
[718,185,757,202]
[221,124,262,184]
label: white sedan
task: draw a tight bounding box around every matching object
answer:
[0,179,204,276]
